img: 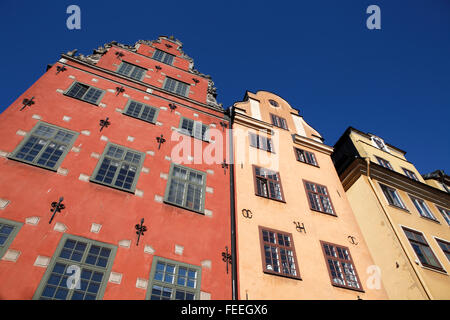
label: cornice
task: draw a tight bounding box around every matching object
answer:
[233,112,274,135]
[340,158,450,209]
[292,134,333,155]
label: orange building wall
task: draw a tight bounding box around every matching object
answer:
[232,91,388,299]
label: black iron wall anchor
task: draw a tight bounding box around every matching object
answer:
[99,117,111,131]
[155,65,162,71]
[56,65,67,74]
[156,134,166,150]
[219,121,228,132]
[221,160,228,175]
[169,103,177,112]
[221,246,232,274]
[49,197,65,224]
[348,236,358,245]
[242,209,253,219]
[293,221,306,233]
[135,218,147,246]
[115,52,124,60]
[20,97,35,111]
[192,78,199,84]
[115,86,125,96]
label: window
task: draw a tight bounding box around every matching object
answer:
[33,234,117,300]
[178,117,210,141]
[0,218,22,259]
[270,114,288,130]
[152,49,175,65]
[435,239,450,262]
[403,168,419,181]
[409,196,437,221]
[436,206,450,226]
[8,122,78,171]
[402,228,444,271]
[146,257,201,300]
[304,180,335,215]
[123,100,159,124]
[249,132,274,153]
[90,143,145,193]
[379,184,407,210]
[116,61,146,81]
[164,164,207,214]
[294,148,318,166]
[268,99,279,107]
[163,77,190,97]
[376,156,393,170]
[321,241,363,291]
[65,82,105,105]
[253,166,284,202]
[259,227,300,279]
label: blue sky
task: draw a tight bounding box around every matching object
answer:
[0,0,449,175]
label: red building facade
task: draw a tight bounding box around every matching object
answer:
[0,36,232,300]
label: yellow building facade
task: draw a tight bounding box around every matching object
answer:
[230,91,388,299]
[332,127,450,299]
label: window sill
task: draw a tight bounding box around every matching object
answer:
[419,264,448,275]
[177,130,210,143]
[388,204,410,213]
[296,160,320,168]
[419,215,441,224]
[122,113,157,125]
[309,208,337,217]
[7,157,58,172]
[263,270,302,281]
[249,146,275,154]
[163,200,205,216]
[255,193,286,204]
[63,93,101,107]
[89,179,136,194]
[272,126,289,131]
[331,283,365,293]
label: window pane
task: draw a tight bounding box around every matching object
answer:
[268,181,282,200]
[140,106,156,122]
[83,88,103,104]
[186,184,202,211]
[129,66,145,80]
[117,63,133,76]
[167,180,186,206]
[67,83,88,99]
[126,101,143,118]
[180,118,194,135]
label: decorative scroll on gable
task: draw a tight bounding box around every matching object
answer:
[66,40,137,65]
[207,80,222,109]
[63,37,223,110]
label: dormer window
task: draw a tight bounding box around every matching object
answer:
[371,136,389,152]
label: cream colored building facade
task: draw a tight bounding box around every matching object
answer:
[230,91,388,300]
[332,127,450,299]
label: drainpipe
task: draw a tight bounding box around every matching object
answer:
[363,157,433,300]
[227,106,238,300]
